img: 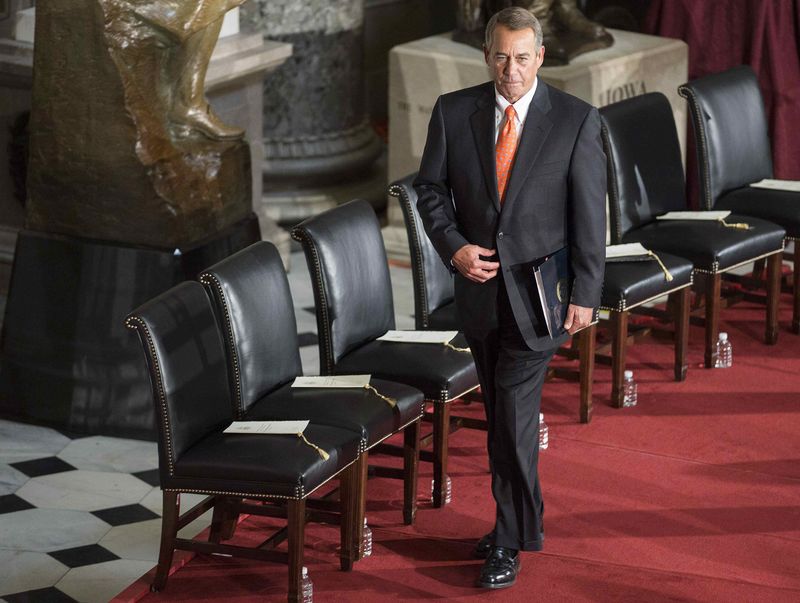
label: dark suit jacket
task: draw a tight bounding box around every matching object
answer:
[413,81,606,351]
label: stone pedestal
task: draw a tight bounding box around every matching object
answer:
[0,27,293,280]
[206,33,293,263]
[0,218,260,438]
[384,29,688,261]
[243,0,384,225]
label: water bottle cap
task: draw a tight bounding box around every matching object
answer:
[719,332,728,341]
[624,370,633,378]
[364,517,368,525]
[302,566,308,578]
[539,412,544,421]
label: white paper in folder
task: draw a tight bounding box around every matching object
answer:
[750,179,800,192]
[606,243,651,259]
[224,420,310,435]
[377,330,458,344]
[291,375,371,388]
[657,210,731,221]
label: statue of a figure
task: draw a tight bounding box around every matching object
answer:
[454,0,613,65]
[101,0,246,143]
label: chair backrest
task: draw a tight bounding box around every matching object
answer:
[679,65,773,209]
[389,173,455,329]
[292,200,395,374]
[200,242,302,417]
[125,281,232,480]
[599,92,687,243]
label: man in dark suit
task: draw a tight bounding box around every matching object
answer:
[414,6,606,590]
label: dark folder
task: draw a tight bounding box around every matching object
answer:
[531,247,571,338]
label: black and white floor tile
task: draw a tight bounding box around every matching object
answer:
[0,250,416,601]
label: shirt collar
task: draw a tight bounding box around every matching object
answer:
[495,77,538,124]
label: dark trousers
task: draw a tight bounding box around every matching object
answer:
[466,281,556,551]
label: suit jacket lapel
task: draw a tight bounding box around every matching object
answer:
[470,84,501,213]
[501,82,554,215]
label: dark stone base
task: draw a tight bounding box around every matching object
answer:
[0,215,260,439]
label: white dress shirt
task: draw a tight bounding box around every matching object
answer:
[494,77,539,146]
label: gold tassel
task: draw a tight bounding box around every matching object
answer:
[647,250,674,282]
[444,341,471,353]
[297,432,330,461]
[364,384,397,408]
[719,218,750,230]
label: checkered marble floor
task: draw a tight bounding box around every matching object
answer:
[0,250,416,602]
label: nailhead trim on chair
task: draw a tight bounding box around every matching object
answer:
[598,274,695,313]
[125,316,177,477]
[389,183,432,328]
[291,228,337,375]
[199,273,245,418]
[692,246,784,275]
[678,84,715,211]
[600,122,625,244]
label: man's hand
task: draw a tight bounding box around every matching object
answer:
[452,244,500,283]
[563,304,594,335]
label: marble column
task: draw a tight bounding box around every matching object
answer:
[243,0,383,224]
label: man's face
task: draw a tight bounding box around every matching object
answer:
[484,25,545,103]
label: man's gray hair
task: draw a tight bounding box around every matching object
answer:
[484,7,543,52]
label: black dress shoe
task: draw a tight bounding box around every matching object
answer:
[477,546,520,589]
[473,531,494,559]
[474,526,544,559]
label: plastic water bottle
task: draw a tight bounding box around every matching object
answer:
[715,332,733,368]
[538,413,549,450]
[622,370,637,407]
[362,517,373,557]
[301,566,313,603]
[430,475,452,504]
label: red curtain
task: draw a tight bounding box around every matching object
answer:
[645,0,800,202]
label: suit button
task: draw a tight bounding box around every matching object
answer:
[497,232,504,239]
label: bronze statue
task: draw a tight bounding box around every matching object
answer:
[455,0,613,65]
[102,0,245,142]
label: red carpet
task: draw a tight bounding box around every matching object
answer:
[124,300,800,602]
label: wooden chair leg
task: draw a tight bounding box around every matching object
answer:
[151,491,179,592]
[765,252,781,344]
[354,453,368,561]
[610,310,628,408]
[287,498,306,603]
[431,400,451,508]
[338,462,358,571]
[403,419,421,525]
[209,496,239,543]
[578,324,595,423]
[704,273,722,368]
[793,243,800,334]
[751,257,766,284]
[672,287,690,381]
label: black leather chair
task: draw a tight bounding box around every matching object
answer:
[679,66,800,334]
[601,253,694,406]
[391,174,693,418]
[390,174,600,421]
[199,241,424,538]
[600,92,786,368]
[292,200,480,508]
[126,281,361,601]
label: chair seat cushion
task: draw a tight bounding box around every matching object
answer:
[622,214,785,273]
[166,423,361,499]
[246,379,425,448]
[601,252,694,311]
[427,301,460,330]
[716,186,800,238]
[335,340,479,402]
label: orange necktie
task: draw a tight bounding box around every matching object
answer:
[496,105,518,204]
